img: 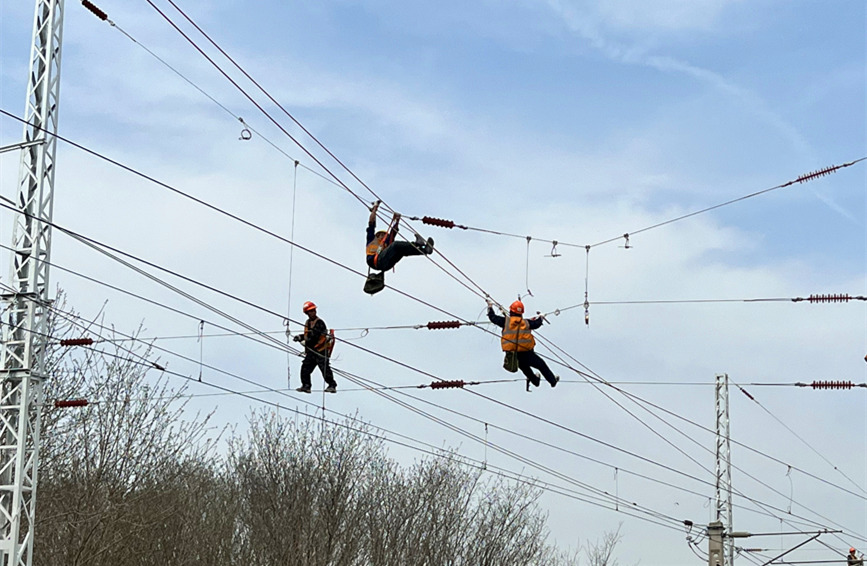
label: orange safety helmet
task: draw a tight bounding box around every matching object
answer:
[509,300,524,315]
[302,301,317,313]
[852,548,857,553]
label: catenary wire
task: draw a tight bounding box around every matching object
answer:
[17,1,864,544]
[4,193,863,542]
[142,0,856,315]
[530,332,867,545]
[44,304,686,532]
[81,2,494,302]
[25,292,853,533]
[731,378,867,497]
[5,194,860,540]
[8,232,860,544]
[8,12,867,532]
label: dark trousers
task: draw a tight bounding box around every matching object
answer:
[369,241,424,271]
[300,350,336,388]
[517,350,557,386]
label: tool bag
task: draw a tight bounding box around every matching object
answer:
[363,271,385,295]
[503,351,519,373]
[502,310,521,373]
[325,329,335,357]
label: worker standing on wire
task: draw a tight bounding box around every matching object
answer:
[487,298,559,392]
[849,548,864,566]
[367,200,434,271]
[293,301,337,394]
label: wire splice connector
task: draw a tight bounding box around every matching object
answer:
[59,337,94,346]
[426,320,462,330]
[430,380,465,389]
[81,0,108,21]
[54,399,89,408]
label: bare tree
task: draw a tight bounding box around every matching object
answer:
[230,411,376,566]
[33,293,629,566]
[35,297,223,566]
[585,524,626,566]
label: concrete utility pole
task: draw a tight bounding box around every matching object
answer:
[707,520,724,566]
[0,1,65,564]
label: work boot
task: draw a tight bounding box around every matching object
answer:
[551,375,560,388]
[324,384,337,394]
[425,237,435,254]
[296,385,312,394]
[525,375,531,392]
[414,233,426,250]
[532,372,542,387]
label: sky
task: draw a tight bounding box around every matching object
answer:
[1,1,865,565]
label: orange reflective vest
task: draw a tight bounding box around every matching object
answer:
[501,316,535,352]
[366,235,387,267]
[304,317,329,353]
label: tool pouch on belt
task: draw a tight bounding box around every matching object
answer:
[363,271,385,295]
[503,351,519,373]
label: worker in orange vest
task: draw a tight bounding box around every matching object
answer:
[292,301,337,393]
[487,299,559,391]
[366,200,433,271]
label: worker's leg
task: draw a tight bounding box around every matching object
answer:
[375,241,425,271]
[520,351,558,386]
[299,353,316,389]
[517,354,541,387]
[317,354,337,388]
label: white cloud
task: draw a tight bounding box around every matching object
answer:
[595,0,745,32]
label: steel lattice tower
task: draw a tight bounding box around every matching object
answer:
[715,373,734,566]
[0,0,64,564]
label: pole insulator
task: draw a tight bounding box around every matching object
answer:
[426,320,461,330]
[81,0,108,21]
[54,399,88,408]
[807,294,850,303]
[422,216,455,229]
[430,380,465,389]
[810,381,854,390]
[59,337,94,346]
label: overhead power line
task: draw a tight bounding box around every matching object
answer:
[44,304,689,533]
[35,4,867,540]
[6,197,863,535]
[407,158,866,251]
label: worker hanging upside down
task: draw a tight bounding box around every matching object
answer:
[487,299,559,391]
[366,200,434,272]
[293,301,337,394]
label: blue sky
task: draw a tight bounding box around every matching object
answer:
[1,1,865,564]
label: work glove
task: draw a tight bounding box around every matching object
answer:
[293,334,304,343]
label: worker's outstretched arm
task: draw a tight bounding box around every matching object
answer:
[487,306,505,328]
[368,200,380,225]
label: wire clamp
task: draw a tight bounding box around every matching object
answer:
[546,240,562,257]
[238,117,252,140]
[619,233,632,249]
